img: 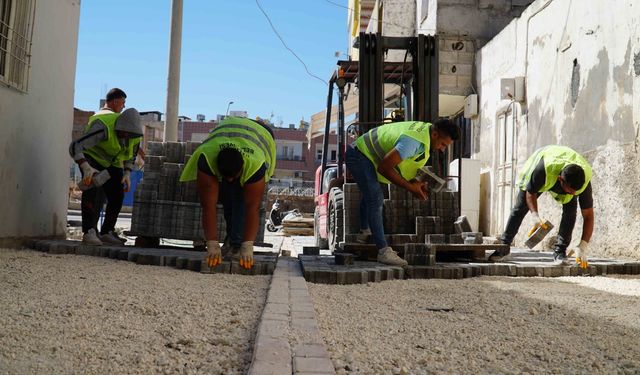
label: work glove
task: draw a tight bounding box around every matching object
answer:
[79,161,97,187]
[122,170,132,192]
[205,240,222,268]
[568,240,589,269]
[239,241,254,269]
[527,211,549,236]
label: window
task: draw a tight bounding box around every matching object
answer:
[0,0,36,92]
[330,150,337,161]
[316,149,322,161]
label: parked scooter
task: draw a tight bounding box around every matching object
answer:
[266,199,301,232]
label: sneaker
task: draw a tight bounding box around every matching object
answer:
[82,229,103,246]
[553,250,570,265]
[100,231,126,245]
[356,229,371,244]
[488,248,511,262]
[377,247,408,266]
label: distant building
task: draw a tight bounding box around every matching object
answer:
[179,120,216,142]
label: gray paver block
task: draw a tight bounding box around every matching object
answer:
[293,357,335,374]
[303,246,320,255]
[257,319,289,339]
[294,343,330,358]
[76,245,99,257]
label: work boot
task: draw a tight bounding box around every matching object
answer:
[356,229,371,244]
[553,250,570,265]
[100,231,126,245]
[488,248,511,262]
[82,229,103,246]
[377,247,408,267]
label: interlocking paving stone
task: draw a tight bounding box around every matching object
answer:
[297,248,640,284]
[26,240,277,275]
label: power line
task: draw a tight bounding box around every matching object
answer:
[255,0,328,86]
[322,0,415,32]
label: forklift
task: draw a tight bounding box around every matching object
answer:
[313,32,441,251]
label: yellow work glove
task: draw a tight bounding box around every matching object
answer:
[527,211,549,236]
[122,170,132,192]
[79,161,97,187]
[570,240,589,269]
[239,241,254,269]
[205,240,221,268]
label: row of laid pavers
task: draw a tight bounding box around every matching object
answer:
[25,239,278,275]
[248,256,336,375]
[299,250,640,284]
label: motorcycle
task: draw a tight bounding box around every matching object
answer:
[266,199,301,232]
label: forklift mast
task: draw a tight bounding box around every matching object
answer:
[320,32,439,181]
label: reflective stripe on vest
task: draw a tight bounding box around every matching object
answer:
[180,117,276,186]
[354,121,432,184]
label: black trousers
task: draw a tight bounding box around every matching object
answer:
[499,190,577,253]
[80,156,124,234]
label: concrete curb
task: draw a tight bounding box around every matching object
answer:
[248,257,335,375]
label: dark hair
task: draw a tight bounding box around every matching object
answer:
[217,147,243,178]
[432,119,460,141]
[106,88,127,102]
[561,164,585,190]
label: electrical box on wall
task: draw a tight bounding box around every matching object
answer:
[464,94,478,118]
[501,77,525,102]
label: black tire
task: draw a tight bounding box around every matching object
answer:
[314,207,328,249]
[328,187,344,253]
[266,223,277,232]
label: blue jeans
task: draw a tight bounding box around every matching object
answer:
[219,179,245,249]
[345,145,387,249]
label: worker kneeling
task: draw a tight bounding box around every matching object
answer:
[180,117,276,270]
[346,119,460,266]
[488,145,593,268]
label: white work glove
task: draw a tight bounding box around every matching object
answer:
[79,161,98,187]
[122,170,132,192]
[569,240,589,269]
[239,241,254,269]
[205,240,221,268]
[528,211,548,236]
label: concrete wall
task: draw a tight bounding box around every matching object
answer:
[0,1,81,245]
[474,0,640,259]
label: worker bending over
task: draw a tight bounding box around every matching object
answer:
[346,119,460,266]
[69,88,142,246]
[180,117,276,270]
[488,145,594,268]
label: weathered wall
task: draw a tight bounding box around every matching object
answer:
[0,1,81,244]
[474,0,640,259]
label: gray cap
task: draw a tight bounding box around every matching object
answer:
[115,108,143,137]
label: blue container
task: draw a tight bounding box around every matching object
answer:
[123,170,144,207]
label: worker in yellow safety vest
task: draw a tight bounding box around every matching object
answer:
[346,119,460,266]
[180,117,276,270]
[488,145,594,268]
[69,88,143,246]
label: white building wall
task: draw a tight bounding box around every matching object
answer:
[0,1,81,245]
[474,0,640,259]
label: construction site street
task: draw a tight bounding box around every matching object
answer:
[1,234,639,374]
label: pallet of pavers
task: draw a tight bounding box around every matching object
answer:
[127,141,266,247]
[24,239,278,276]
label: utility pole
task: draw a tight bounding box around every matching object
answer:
[164,0,183,142]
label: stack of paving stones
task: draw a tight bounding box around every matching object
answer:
[24,239,277,275]
[130,141,266,242]
[342,182,462,250]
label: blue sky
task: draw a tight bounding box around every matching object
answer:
[74,1,349,126]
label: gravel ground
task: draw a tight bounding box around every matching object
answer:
[0,248,270,375]
[309,275,640,375]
